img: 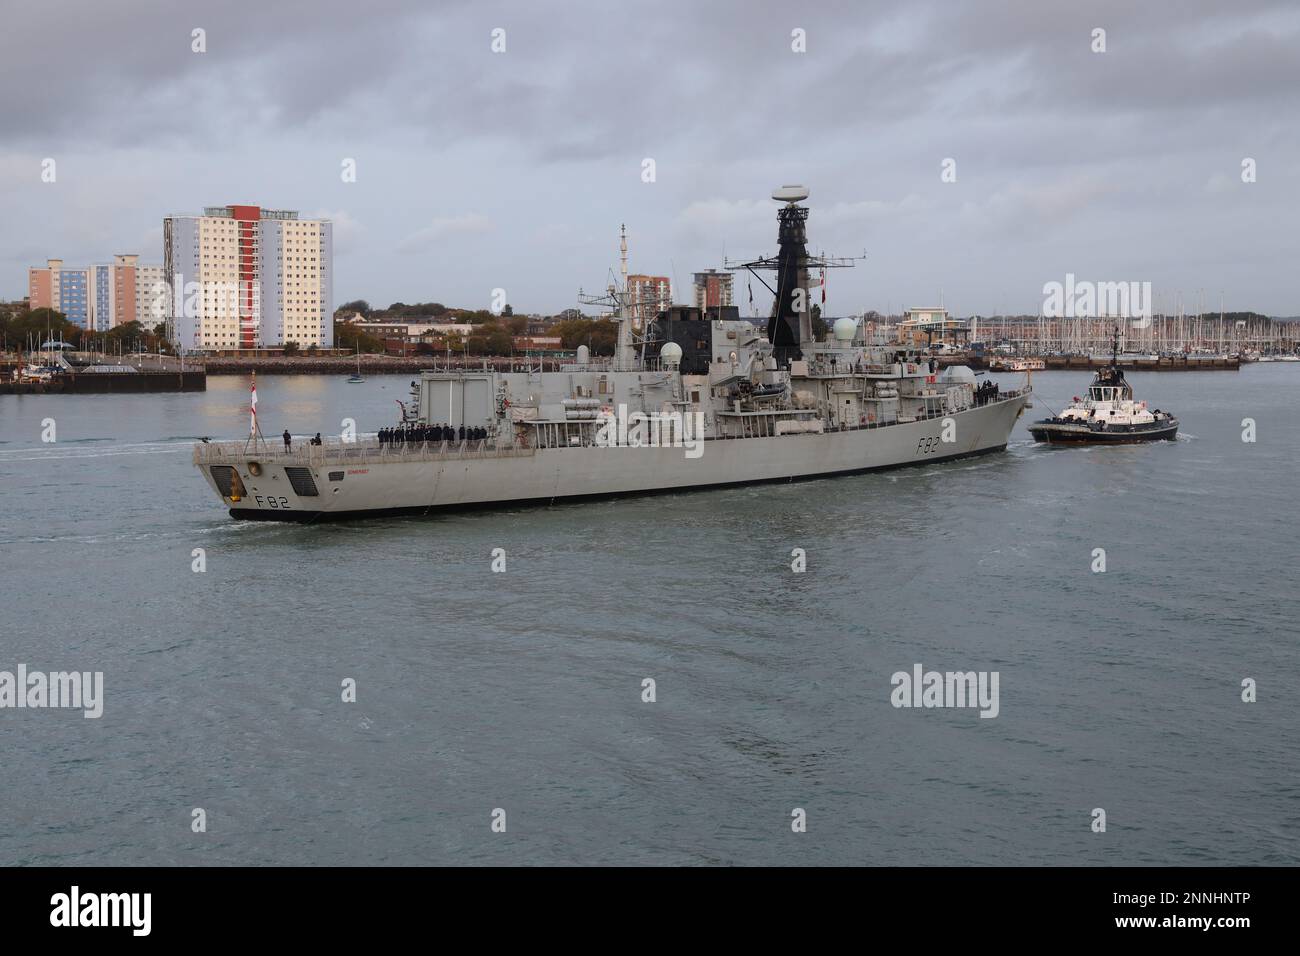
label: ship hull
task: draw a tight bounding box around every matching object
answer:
[197,395,1027,522]
[225,443,1008,521]
[1027,420,1178,444]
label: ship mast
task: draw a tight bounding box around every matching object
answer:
[620,222,628,288]
[725,186,859,366]
[577,223,641,370]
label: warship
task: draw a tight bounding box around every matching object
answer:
[1028,325,1178,444]
[194,186,1030,521]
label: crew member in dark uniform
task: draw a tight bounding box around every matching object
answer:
[282,429,292,450]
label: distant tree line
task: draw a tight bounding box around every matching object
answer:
[551,318,617,355]
[0,307,173,354]
[336,299,522,324]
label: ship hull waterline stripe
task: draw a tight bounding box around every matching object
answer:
[1027,426,1178,444]
[227,444,1009,523]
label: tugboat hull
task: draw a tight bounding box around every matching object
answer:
[1028,419,1178,444]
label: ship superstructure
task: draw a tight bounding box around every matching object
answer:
[194,187,1030,521]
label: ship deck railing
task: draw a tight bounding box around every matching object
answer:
[193,391,1030,464]
[193,436,535,467]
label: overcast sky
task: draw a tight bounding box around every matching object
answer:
[2,0,1297,317]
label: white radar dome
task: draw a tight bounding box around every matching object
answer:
[773,184,810,203]
[660,342,683,367]
[833,317,857,342]
[576,344,590,364]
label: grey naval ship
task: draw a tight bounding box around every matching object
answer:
[194,186,1030,521]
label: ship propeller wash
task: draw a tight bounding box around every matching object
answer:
[194,187,1031,521]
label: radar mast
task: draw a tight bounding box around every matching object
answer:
[725,185,860,365]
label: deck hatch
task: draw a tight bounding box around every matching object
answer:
[284,467,320,497]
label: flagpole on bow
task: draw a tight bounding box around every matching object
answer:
[244,371,267,452]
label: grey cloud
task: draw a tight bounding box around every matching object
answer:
[2,0,1297,314]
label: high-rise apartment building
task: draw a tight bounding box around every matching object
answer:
[164,204,332,351]
[101,255,168,329]
[624,274,671,325]
[29,255,166,331]
[692,269,733,312]
[136,263,167,324]
[30,259,90,328]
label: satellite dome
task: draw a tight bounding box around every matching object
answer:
[772,184,810,203]
[660,342,683,367]
[940,365,977,385]
[833,317,857,342]
[576,344,590,365]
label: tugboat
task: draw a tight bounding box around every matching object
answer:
[1028,325,1178,444]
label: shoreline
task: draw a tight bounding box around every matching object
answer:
[0,351,1264,386]
[199,356,565,375]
